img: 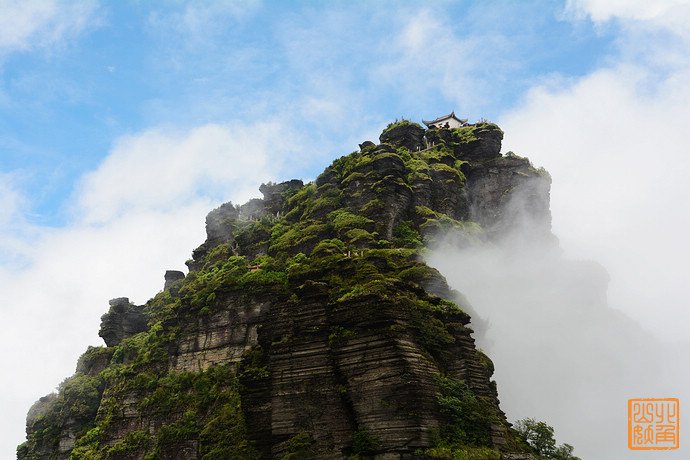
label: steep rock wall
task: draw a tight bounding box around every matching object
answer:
[18,120,546,460]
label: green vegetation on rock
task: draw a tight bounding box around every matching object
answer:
[513,418,581,460]
[18,118,559,459]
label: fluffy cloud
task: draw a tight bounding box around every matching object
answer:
[373,9,515,115]
[566,0,690,23]
[501,5,690,340]
[75,122,288,224]
[1,121,291,455]
[0,0,99,55]
[0,173,41,266]
[147,0,262,50]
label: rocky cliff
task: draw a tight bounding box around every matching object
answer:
[18,119,550,459]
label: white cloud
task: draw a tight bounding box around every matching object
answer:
[75,122,289,224]
[474,8,690,458]
[0,0,99,56]
[428,232,690,460]
[179,0,260,32]
[500,9,690,342]
[0,172,25,226]
[0,203,211,456]
[1,120,292,456]
[374,9,513,114]
[147,0,261,48]
[565,0,690,22]
[0,173,42,266]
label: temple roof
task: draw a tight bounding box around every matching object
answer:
[422,111,468,127]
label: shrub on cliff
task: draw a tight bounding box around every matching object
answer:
[513,418,581,460]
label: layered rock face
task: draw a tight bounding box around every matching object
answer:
[19,120,547,459]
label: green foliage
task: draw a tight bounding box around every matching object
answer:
[344,228,376,246]
[157,414,198,446]
[337,279,393,302]
[552,444,580,460]
[412,315,455,363]
[312,238,345,256]
[451,122,502,144]
[76,346,113,374]
[420,214,483,245]
[202,243,233,268]
[59,374,104,421]
[18,372,106,459]
[327,326,355,346]
[381,118,422,134]
[328,210,374,235]
[69,426,103,459]
[269,221,329,254]
[107,322,172,372]
[282,432,314,459]
[106,430,151,456]
[392,220,423,248]
[451,126,480,144]
[199,403,260,459]
[71,365,259,459]
[417,145,456,164]
[234,219,271,249]
[351,430,380,454]
[144,289,182,324]
[398,264,440,286]
[238,347,270,383]
[21,118,539,459]
[430,162,464,184]
[434,376,498,448]
[421,446,501,460]
[513,418,581,460]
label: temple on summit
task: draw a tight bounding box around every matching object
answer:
[422,111,468,129]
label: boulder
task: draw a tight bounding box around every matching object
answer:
[98,297,148,347]
[164,270,185,290]
[379,121,425,151]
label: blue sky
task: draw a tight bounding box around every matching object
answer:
[2,1,615,226]
[2,1,690,458]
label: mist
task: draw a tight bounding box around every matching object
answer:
[426,184,690,460]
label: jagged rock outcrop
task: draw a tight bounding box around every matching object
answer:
[359,140,375,151]
[98,298,148,347]
[164,270,185,290]
[19,119,546,460]
[379,121,425,151]
[260,179,304,216]
[466,152,552,241]
[204,201,239,245]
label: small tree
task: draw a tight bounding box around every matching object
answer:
[553,443,578,460]
[513,418,580,460]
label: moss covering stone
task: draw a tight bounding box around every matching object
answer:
[19,118,552,460]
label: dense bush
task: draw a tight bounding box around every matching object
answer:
[513,418,581,460]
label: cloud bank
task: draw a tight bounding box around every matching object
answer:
[501,8,690,342]
[0,0,99,56]
[0,120,294,455]
[426,5,690,458]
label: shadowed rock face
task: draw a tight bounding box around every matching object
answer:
[466,153,552,241]
[19,120,545,460]
[259,179,304,216]
[379,121,426,151]
[98,298,148,347]
[164,270,185,290]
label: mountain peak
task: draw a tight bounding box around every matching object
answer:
[18,119,550,459]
